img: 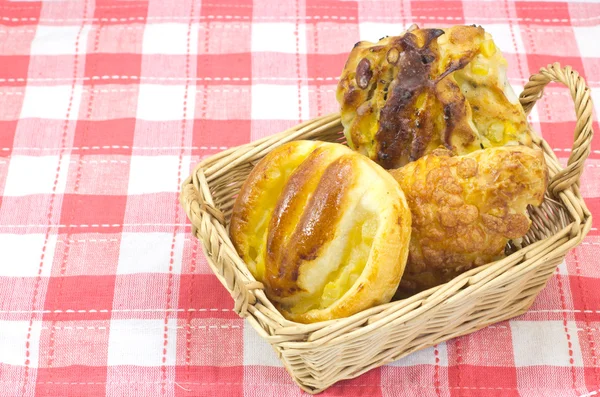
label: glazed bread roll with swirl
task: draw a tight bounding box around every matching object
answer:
[337,25,532,169]
[230,141,412,323]
[390,146,547,296]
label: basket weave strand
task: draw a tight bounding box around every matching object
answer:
[519,63,594,196]
[180,63,593,394]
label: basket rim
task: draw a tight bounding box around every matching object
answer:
[189,126,592,338]
[180,63,594,345]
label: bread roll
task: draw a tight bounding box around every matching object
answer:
[390,146,547,296]
[337,24,532,169]
[230,141,412,323]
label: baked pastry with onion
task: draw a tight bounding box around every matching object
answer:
[230,141,412,323]
[337,24,532,169]
[390,145,547,296]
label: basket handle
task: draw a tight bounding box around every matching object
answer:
[519,63,594,196]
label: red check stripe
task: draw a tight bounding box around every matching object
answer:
[0,1,599,396]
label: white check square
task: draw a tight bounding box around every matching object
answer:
[20,85,83,120]
[117,232,184,274]
[0,234,56,277]
[142,23,199,55]
[30,25,91,55]
[251,84,309,120]
[511,320,583,366]
[251,23,307,54]
[481,24,526,54]
[4,155,70,197]
[574,26,600,58]
[359,23,406,42]
[243,321,283,367]
[127,155,181,194]
[136,84,196,121]
[388,343,448,366]
[0,321,42,367]
[107,319,177,366]
[557,260,569,276]
[591,87,600,122]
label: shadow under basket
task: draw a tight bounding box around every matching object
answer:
[180,63,594,394]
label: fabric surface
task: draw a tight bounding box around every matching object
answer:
[0,0,599,396]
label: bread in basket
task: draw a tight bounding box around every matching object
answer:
[180,63,593,393]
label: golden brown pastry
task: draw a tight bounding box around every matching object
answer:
[230,141,412,323]
[337,24,532,169]
[390,146,547,296]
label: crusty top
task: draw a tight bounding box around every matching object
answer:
[390,145,547,296]
[337,25,532,169]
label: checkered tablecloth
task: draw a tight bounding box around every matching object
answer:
[0,0,599,396]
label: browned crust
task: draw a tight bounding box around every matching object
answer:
[230,141,413,323]
[375,28,446,168]
[337,25,533,169]
[391,145,547,296]
[281,154,412,323]
[265,152,354,298]
[229,141,322,270]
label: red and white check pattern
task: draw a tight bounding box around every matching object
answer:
[0,0,598,396]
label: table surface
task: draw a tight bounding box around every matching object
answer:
[1,0,599,396]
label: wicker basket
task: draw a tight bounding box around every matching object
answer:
[180,63,594,394]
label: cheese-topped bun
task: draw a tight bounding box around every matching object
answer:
[390,145,547,296]
[230,141,411,323]
[337,24,532,169]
